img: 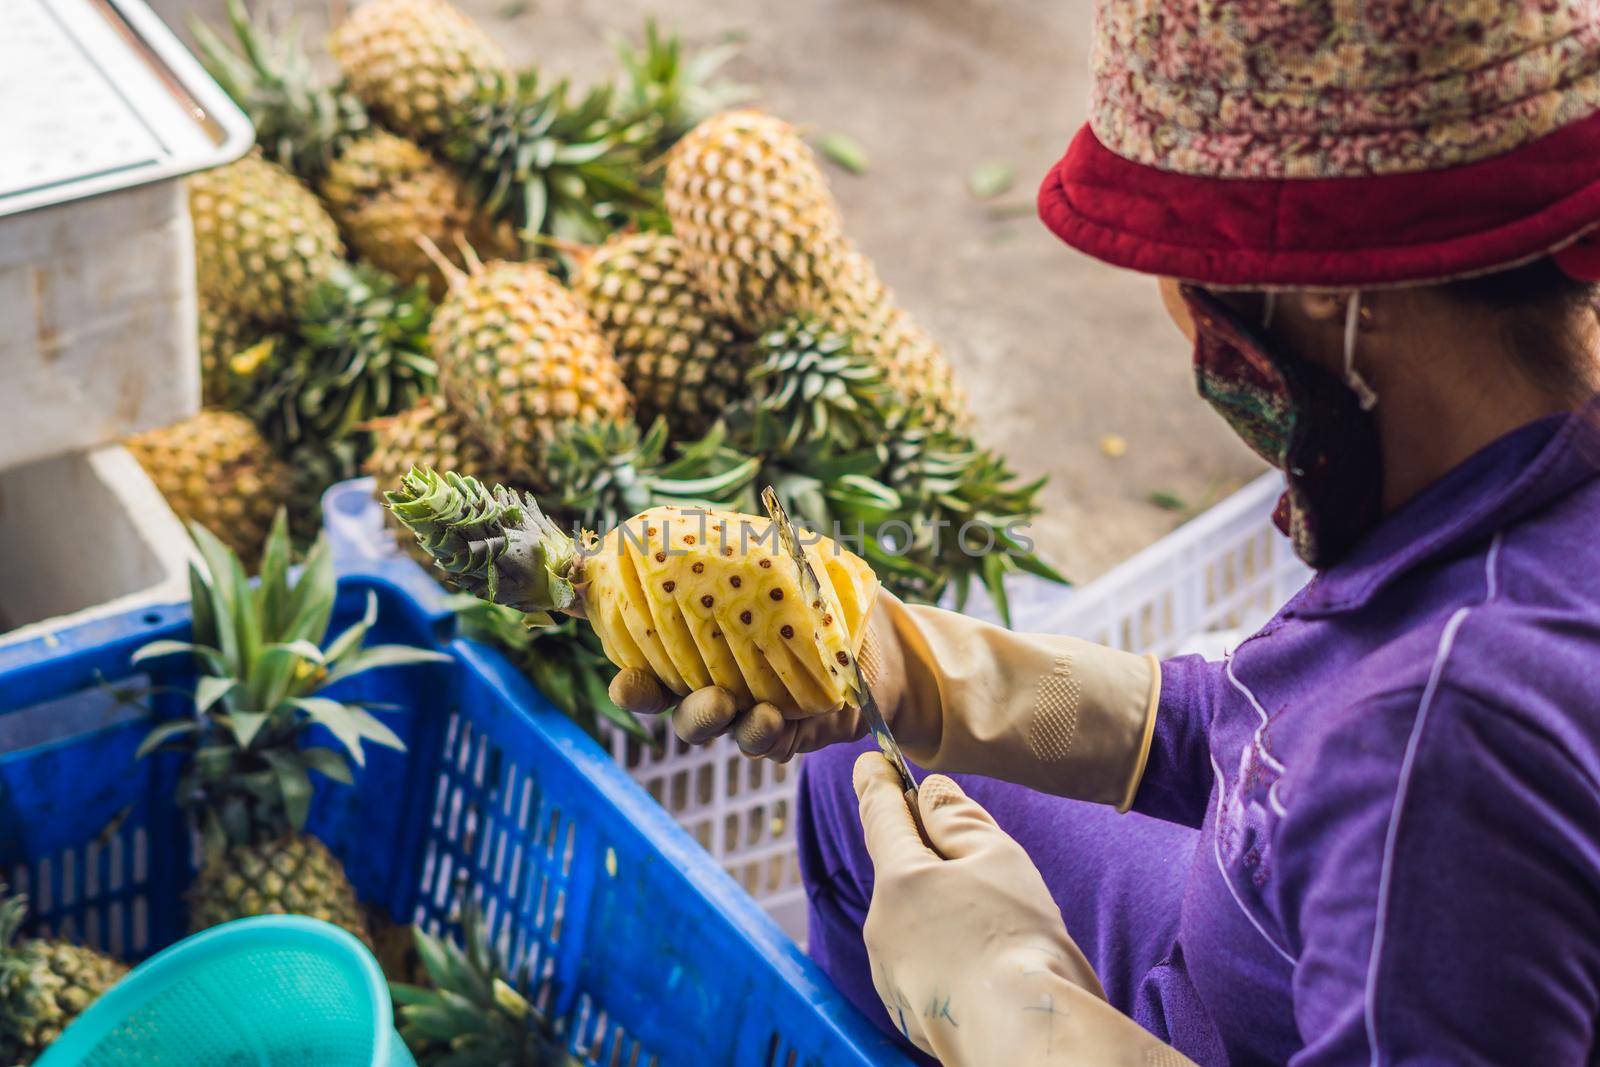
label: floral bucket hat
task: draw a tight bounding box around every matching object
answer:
[1039,0,1600,287]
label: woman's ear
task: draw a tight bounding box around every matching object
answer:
[1157,277,1198,343]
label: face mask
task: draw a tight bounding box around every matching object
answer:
[1182,284,1384,569]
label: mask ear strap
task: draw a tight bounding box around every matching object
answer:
[1344,293,1379,411]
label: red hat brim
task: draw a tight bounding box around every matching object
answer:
[1038,111,1600,289]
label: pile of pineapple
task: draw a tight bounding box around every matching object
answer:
[128,0,1060,742]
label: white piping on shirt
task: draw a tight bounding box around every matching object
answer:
[1209,752,1298,966]
[1362,532,1503,1067]
[1226,654,1288,774]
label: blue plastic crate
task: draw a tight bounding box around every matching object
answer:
[0,555,910,1066]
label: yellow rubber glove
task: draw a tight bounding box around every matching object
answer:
[611,592,1162,810]
[853,753,1199,1066]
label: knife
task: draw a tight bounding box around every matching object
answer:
[759,487,925,829]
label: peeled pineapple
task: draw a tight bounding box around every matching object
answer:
[389,470,880,716]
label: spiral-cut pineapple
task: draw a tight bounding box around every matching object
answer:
[387,470,879,716]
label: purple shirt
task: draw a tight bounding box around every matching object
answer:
[1139,405,1600,1064]
[798,403,1600,1066]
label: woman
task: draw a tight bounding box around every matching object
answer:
[616,2,1600,1062]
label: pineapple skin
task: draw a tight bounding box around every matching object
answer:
[664,110,850,333]
[125,410,293,567]
[809,247,971,432]
[431,261,633,486]
[330,0,510,143]
[319,131,516,298]
[197,300,265,407]
[188,834,371,947]
[579,506,880,715]
[572,233,750,437]
[188,155,345,327]
[365,395,512,491]
[0,939,126,1064]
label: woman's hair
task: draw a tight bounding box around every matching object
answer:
[1442,259,1600,400]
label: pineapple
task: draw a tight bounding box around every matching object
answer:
[736,316,889,455]
[610,18,752,157]
[239,264,437,453]
[194,0,512,294]
[0,886,127,1064]
[197,300,266,407]
[364,395,512,493]
[541,416,758,533]
[188,835,367,940]
[429,256,633,485]
[126,409,293,567]
[330,0,511,144]
[571,233,749,437]
[665,110,971,429]
[664,109,849,332]
[188,154,344,327]
[810,248,970,432]
[391,904,581,1066]
[438,71,656,244]
[388,469,879,717]
[134,516,447,944]
[319,131,516,294]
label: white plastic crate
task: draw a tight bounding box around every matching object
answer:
[322,473,1310,940]
[0,445,194,646]
[0,0,253,472]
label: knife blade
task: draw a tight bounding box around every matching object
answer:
[759,487,923,812]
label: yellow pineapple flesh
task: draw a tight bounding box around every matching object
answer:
[388,474,881,717]
[430,260,633,485]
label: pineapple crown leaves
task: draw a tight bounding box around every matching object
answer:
[132,511,448,848]
[447,595,654,746]
[240,263,437,451]
[386,468,579,621]
[609,18,753,154]
[0,884,27,951]
[441,70,659,245]
[736,316,893,457]
[391,903,580,1067]
[871,419,1068,623]
[542,417,759,533]
[191,0,370,185]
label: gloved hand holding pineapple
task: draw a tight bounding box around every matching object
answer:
[387,465,1189,1067]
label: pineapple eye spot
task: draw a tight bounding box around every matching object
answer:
[663,580,676,593]
[655,552,667,563]
[701,595,714,608]
[647,527,657,536]
[740,611,753,625]
[711,629,722,639]
[730,576,742,588]
[759,559,772,569]
[769,589,783,601]
[780,625,794,639]
[812,600,821,610]
[723,547,734,556]
[823,614,833,626]
[684,535,696,544]
[836,651,850,665]
[691,562,705,574]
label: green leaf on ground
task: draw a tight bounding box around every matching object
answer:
[816,132,869,175]
[968,160,1016,200]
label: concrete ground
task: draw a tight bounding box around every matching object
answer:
[157,0,1263,582]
